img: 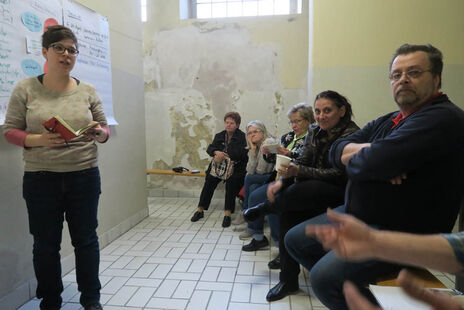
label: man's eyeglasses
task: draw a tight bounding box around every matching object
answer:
[49,43,79,56]
[289,119,304,125]
[247,130,261,136]
[389,69,431,82]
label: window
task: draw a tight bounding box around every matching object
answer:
[141,0,147,22]
[189,0,302,19]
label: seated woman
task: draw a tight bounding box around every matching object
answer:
[191,112,248,228]
[243,90,359,301]
[239,120,276,250]
[239,103,315,255]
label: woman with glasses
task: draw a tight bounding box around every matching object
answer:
[190,112,248,228]
[3,26,107,310]
[243,90,359,302]
[239,103,314,253]
[236,120,276,250]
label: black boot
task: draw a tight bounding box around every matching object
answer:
[268,254,281,269]
[243,201,274,222]
[266,281,299,302]
[242,236,269,251]
[222,215,231,227]
[191,211,204,222]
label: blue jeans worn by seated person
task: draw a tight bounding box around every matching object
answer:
[23,167,102,309]
[243,173,271,209]
[284,205,403,310]
[246,181,279,244]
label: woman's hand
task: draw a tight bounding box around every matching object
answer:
[278,162,299,178]
[277,146,290,156]
[213,151,227,163]
[83,122,108,143]
[267,180,283,203]
[25,131,65,147]
[248,136,258,155]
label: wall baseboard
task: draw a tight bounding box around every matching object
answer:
[0,207,149,310]
[148,188,225,198]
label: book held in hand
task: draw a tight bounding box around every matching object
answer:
[262,141,280,153]
[43,116,98,141]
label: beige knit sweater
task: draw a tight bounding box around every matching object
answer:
[3,77,107,172]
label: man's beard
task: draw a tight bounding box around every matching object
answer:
[394,90,422,110]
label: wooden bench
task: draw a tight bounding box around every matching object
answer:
[376,268,446,288]
[147,169,206,177]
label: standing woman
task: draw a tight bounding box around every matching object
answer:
[191,112,248,227]
[3,26,108,310]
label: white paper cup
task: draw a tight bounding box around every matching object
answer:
[275,154,292,171]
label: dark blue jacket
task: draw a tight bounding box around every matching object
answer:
[330,94,464,233]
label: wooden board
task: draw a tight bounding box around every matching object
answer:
[147,169,206,177]
[376,268,446,288]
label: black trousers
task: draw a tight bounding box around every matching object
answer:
[198,172,245,212]
[274,179,345,285]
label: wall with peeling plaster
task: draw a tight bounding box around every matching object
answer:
[144,1,309,191]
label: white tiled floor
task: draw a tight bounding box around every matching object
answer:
[18,197,457,310]
[19,197,326,310]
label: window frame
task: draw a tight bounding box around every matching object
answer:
[141,0,147,22]
[188,0,301,19]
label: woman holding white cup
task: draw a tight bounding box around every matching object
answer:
[243,90,360,302]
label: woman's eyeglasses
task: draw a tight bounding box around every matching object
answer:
[289,119,304,125]
[49,43,79,56]
[389,69,431,82]
[247,130,261,136]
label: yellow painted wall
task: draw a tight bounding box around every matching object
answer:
[312,0,464,126]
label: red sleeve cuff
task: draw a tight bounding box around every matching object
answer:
[4,129,28,147]
[101,126,111,143]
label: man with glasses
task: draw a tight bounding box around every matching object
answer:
[283,44,464,310]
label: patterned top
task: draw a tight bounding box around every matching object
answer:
[281,130,308,159]
[3,77,107,172]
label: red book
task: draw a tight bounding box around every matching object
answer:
[43,116,98,141]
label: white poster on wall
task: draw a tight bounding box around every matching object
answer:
[62,0,117,125]
[0,0,62,124]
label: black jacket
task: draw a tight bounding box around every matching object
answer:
[282,118,359,188]
[330,94,464,233]
[206,129,248,175]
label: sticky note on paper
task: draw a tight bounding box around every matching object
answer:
[25,37,42,55]
[21,59,42,76]
[21,12,42,32]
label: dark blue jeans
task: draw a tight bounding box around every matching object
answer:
[285,205,402,310]
[23,167,102,309]
[243,173,271,210]
[246,181,280,243]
